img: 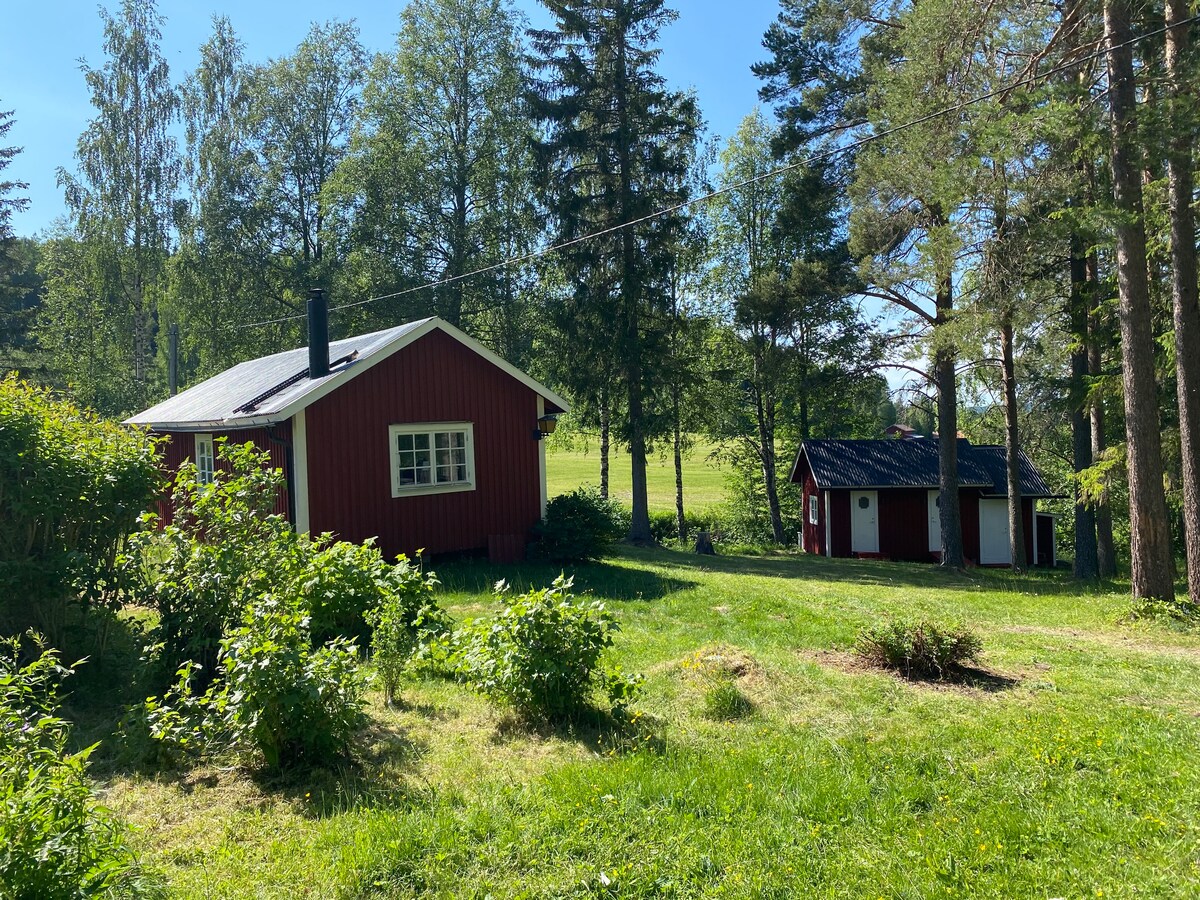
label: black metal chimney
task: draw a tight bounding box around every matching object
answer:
[308,288,329,379]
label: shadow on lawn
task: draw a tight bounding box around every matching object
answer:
[490,705,666,756]
[436,555,699,602]
[631,544,1114,598]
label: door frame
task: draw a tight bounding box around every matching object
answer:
[927,489,941,553]
[850,490,880,554]
[978,498,1011,565]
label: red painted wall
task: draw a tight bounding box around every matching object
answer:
[303,329,542,559]
[797,456,824,555]
[878,489,935,562]
[154,424,292,522]
[829,490,852,557]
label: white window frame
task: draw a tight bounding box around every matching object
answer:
[195,434,215,485]
[808,494,819,525]
[389,422,476,498]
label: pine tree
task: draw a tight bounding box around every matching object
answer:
[529,0,699,544]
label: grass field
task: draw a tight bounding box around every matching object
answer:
[546,441,728,512]
[76,548,1200,898]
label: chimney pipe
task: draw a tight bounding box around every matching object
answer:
[308,288,329,379]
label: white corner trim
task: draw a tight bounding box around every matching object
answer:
[824,490,832,557]
[538,395,548,519]
[292,410,310,535]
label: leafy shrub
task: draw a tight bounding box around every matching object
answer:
[0,376,160,647]
[0,634,157,898]
[364,557,448,705]
[143,597,368,770]
[855,619,983,678]
[702,679,755,720]
[531,486,625,561]
[129,440,303,678]
[647,509,713,545]
[301,539,428,646]
[454,576,637,720]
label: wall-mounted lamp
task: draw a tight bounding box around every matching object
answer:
[534,414,559,440]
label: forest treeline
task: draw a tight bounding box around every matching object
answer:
[0,0,1198,610]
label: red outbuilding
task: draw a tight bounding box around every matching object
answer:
[790,436,1058,567]
[126,299,568,563]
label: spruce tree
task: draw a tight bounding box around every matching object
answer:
[529,0,698,544]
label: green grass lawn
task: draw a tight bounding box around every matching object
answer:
[546,441,728,512]
[81,549,1200,898]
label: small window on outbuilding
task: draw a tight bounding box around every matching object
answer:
[195,434,215,485]
[389,423,475,497]
[808,494,819,525]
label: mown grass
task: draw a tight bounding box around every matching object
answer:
[546,440,727,512]
[77,548,1200,898]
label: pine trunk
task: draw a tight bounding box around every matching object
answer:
[1070,231,1099,578]
[1166,0,1200,605]
[599,392,610,500]
[1103,0,1177,602]
[934,250,964,569]
[1001,316,1027,572]
[674,389,686,543]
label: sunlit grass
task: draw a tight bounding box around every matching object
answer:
[79,547,1200,898]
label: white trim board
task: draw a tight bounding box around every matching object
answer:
[293,410,310,535]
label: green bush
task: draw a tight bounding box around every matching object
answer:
[301,539,424,646]
[648,509,714,545]
[0,634,158,898]
[0,376,160,646]
[364,557,448,706]
[130,440,302,678]
[454,576,639,720]
[854,619,983,678]
[143,597,367,770]
[531,486,625,561]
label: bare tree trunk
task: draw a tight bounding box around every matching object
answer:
[934,246,964,569]
[1070,228,1099,578]
[1001,315,1027,571]
[599,390,610,500]
[1088,279,1118,577]
[1103,0,1177,602]
[673,388,686,543]
[1166,0,1200,605]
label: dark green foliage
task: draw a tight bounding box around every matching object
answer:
[531,486,626,562]
[0,635,158,898]
[455,576,640,720]
[143,597,367,771]
[647,509,711,545]
[855,619,984,678]
[130,440,301,678]
[0,376,160,645]
[363,557,447,706]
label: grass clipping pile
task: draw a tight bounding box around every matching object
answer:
[679,644,763,720]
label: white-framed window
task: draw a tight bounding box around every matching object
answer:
[195,434,215,485]
[389,423,475,498]
[808,493,819,525]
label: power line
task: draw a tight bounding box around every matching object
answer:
[236,15,1195,330]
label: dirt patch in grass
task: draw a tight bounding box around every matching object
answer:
[676,643,765,683]
[802,649,1021,695]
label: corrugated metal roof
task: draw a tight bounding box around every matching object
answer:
[796,438,1001,490]
[968,444,1055,498]
[126,320,429,430]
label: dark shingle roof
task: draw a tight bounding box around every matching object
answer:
[792,438,1053,497]
[968,445,1055,498]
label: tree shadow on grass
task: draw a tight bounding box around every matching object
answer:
[489,705,666,757]
[436,556,698,603]
[631,544,1112,599]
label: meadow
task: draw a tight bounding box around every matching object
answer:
[545,440,728,512]
[75,547,1200,899]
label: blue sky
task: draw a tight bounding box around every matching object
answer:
[1,0,785,238]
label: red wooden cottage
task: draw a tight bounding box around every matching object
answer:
[790,437,1058,567]
[126,298,568,562]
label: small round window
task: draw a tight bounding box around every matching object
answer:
[858,496,870,510]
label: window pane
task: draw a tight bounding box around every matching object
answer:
[451,431,465,449]
[435,432,450,449]
[398,433,414,453]
[399,467,415,485]
[456,464,468,482]
[415,466,431,484]
[436,466,452,484]
[414,433,430,451]
[452,448,466,466]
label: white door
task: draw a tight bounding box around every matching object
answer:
[850,490,880,554]
[927,490,942,553]
[979,499,1011,565]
